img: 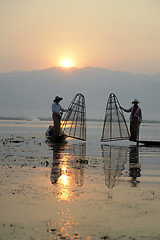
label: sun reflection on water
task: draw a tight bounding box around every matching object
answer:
[60,173,68,185]
[61,120,72,129]
[47,208,80,239]
[58,163,72,201]
[50,143,86,201]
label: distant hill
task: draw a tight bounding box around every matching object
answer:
[0,67,160,121]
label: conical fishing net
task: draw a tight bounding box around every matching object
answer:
[61,93,86,141]
[101,93,130,142]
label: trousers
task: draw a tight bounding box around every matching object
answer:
[130,116,139,141]
[52,113,61,137]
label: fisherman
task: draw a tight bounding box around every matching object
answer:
[52,96,68,137]
[120,99,142,141]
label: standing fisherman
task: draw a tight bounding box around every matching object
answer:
[52,96,68,137]
[120,99,142,141]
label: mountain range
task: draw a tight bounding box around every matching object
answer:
[0,67,160,121]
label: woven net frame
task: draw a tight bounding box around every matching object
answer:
[101,93,130,142]
[61,93,86,141]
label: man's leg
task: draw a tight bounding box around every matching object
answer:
[130,117,139,141]
[52,113,60,137]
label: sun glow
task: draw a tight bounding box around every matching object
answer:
[61,59,73,68]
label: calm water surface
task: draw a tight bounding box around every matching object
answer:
[1,120,160,239]
[1,119,160,186]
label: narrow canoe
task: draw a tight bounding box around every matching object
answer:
[45,125,67,143]
[45,134,67,143]
[138,140,160,147]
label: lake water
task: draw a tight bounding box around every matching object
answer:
[1,120,160,239]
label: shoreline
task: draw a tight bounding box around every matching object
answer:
[0,117,160,123]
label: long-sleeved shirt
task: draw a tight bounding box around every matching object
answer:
[52,102,67,115]
[122,106,142,123]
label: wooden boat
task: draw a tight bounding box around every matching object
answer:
[129,138,160,147]
[45,125,67,143]
[138,140,160,147]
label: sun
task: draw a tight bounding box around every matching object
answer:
[61,59,73,68]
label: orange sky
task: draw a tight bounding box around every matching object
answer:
[0,0,160,74]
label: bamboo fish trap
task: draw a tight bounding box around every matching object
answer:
[101,93,130,142]
[61,93,86,141]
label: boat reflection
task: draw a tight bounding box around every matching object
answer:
[48,142,86,201]
[101,145,128,188]
[129,146,141,187]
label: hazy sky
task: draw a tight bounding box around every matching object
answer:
[0,0,160,74]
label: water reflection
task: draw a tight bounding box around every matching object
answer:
[48,141,142,196]
[49,142,67,184]
[47,141,86,201]
[45,142,142,238]
[101,145,128,188]
[46,142,86,238]
[129,146,141,187]
[69,143,86,187]
[47,207,80,239]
